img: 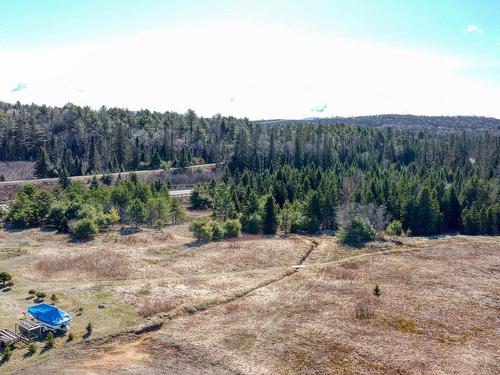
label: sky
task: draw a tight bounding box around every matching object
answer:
[1,0,500,119]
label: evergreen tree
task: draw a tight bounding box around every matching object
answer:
[114,122,128,171]
[127,198,148,228]
[213,183,235,221]
[58,167,71,190]
[150,149,162,169]
[446,186,462,231]
[86,136,98,174]
[413,186,440,235]
[304,190,322,233]
[34,148,51,178]
[263,195,278,235]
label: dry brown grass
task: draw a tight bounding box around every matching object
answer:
[34,251,130,279]
[137,298,176,317]
[5,234,499,375]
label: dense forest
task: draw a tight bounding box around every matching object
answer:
[1,101,499,238]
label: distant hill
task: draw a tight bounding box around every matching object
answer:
[256,115,500,131]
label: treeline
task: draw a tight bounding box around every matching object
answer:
[0,101,245,178]
[1,102,499,182]
[191,164,499,237]
[5,174,187,239]
[257,115,500,132]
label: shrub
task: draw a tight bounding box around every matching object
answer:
[2,346,11,362]
[100,174,113,185]
[86,322,93,335]
[386,220,403,236]
[67,332,75,341]
[373,284,382,297]
[127,199,149,227]
[46,204,68,230]
[155,219,166,230]
[28,289,36,295]
[50,294,58,303]
[72,218,98,240]
[27,343,38,355]
[189,219,212,242]
[7,185,54,227]
[337,217,375,245]
[45,331,55,348]
[241,212,262,234]
[211,221,225,241]
[0,271,12,286]
[190,185,212,209]
[223,219,241,238]
[94,211,110,232]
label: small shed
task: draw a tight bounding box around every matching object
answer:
[15,319,43,342]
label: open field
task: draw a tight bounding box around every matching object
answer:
[0,219,498,374]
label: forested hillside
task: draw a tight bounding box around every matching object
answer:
[1,102,499,179]
[257,114,500,131]
[1,101,499,236]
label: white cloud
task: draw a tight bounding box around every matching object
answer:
[11,82,28,92]
[1,22,499,118]
[466,24,483,34]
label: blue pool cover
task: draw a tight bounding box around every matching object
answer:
[27,304,71,327]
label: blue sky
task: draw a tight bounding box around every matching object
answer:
[1,0,499,118]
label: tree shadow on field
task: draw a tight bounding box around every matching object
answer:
[39,225,58,233]
[426,231,460,240]
[119,226,141,236]
[68,237,93,244]
[186,241,205,249]
[3,223,32,233]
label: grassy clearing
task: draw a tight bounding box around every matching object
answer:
[1,224,498,374]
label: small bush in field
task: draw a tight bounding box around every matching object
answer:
[72,218,98,240]
[2,346,11,362]
[338,217,375,245]
[45,331,55,348]
[189,219,212,242]
[223,219,241,238]
[67,332,75,341]
[86,322,93,335]
[27,343,38,355]
[373,284,382,297]
[50,294,58,304]
[242,212,262,234]
[0,271,12,286]
[211,221,225,241]
[386,220,403,236]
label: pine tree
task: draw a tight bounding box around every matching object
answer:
[86,135,98,174]
[114,122,128,171]
[150,149,162,169]
[413,186,440,235]
[34,147,51,178]
[446,186,462,231]
[58,167,71,190]
[293,134,303,168]
[263,195,278,235]
[304,190,322,233]
[213,183,235,221]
